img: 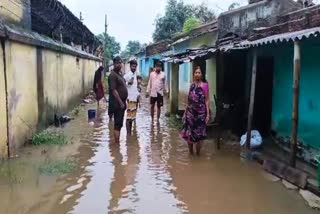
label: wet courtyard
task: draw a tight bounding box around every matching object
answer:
[0,96,318,214]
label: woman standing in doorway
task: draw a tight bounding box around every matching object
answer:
[182,66,210,155]
[93,66,105,108]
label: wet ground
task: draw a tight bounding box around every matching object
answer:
[0,96,318,214]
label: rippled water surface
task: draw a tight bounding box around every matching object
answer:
[0,96,317,214]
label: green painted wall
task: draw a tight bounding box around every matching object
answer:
[179,63,192,93]
[172,31,218,119]
[189,32,217,49]
[253,38,320,149]
[206,58,217,117]
[189,32,217,118]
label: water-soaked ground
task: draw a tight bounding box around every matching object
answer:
[0,96,318,214]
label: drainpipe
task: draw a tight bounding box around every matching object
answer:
[1,39,10,158]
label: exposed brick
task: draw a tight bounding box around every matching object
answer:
[145,40,171,57]
[249,5,320,40]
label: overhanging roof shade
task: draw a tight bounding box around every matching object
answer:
[218,43,248,51]
[161,27,320,63]
[240,27,320,47]
[162,48,216,63]
[31,0,98,46]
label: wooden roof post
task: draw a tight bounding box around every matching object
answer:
[246,49,258,153]
[170,63,179,114]
[290,40,301,167]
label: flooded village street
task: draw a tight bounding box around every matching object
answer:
[0,96,317,214]
[3,0,320,213]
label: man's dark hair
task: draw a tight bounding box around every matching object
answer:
[129,59,138,66]
[113,56,122,64]
[155,61,162,67]
[93,66,104,91]
[97,66,104,72]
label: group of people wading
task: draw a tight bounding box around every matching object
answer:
[93,56,210,155]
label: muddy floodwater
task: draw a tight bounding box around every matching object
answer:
[0,96,318,214]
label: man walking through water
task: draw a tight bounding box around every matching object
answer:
[124,59,140,135]
[146,61,167,121]
[108,56,128,144]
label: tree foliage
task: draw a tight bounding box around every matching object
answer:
[153,0,215,42]
[191,3,216,23]
[228,2,241,11]
[121,40,143,60]
[125,41,142,56]
[97,33,121,63]
[183,17,201,33]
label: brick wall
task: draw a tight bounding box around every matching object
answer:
[249,5,320,40]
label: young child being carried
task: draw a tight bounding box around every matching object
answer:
[137,75,142,108]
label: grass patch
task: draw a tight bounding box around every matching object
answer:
[39,159,77,176]
[71,106,81,116]
[32,130,68,146]
[168,116,183,129]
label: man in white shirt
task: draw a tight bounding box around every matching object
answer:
[123,59,140,135]
[146,61,168,121]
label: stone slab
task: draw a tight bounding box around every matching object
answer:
[300,189,320,209]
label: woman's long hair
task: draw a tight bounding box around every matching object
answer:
[93,66,104,91]
[193,65,207,83]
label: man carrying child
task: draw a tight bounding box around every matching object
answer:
[124,59,141,135]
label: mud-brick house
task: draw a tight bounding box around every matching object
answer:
[164,0,301,123]
[0,0,102,158]
[162,21,218,119]
[136,40,171,78]
[238,5,320,166]
[214,0,301,135]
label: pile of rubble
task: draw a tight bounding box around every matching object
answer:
[82,91,97,104]
[276,135,320,167]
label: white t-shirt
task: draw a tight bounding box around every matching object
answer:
[124,71,139,101]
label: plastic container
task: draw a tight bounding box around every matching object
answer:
[88,109,96,120]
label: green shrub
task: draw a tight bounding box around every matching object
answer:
[183,17,201,33]
[32,130,68,146]
[71,106,81,116]
[39,159,76,176]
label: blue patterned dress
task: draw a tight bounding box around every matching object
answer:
[182,82,209,143]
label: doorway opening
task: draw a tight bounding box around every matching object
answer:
[253,56,274,137]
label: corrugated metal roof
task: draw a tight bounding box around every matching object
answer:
[161,48,216,63]
[218,43,248,51]
[1,22,101,61]
[240,27,320,47]
[161,50,174,56]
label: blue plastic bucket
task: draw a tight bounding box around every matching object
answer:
[88,109,96,120]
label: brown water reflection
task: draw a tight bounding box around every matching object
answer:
[0,97,318,214]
